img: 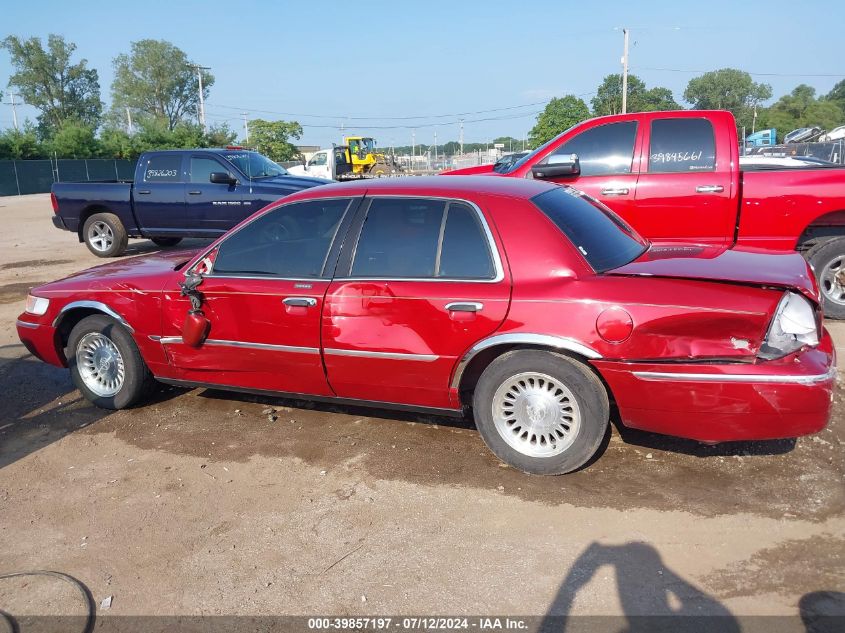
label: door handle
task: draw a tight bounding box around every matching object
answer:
[600,187,630,196]
[137,189,151,195]
[283,297,317,308]
[445,302,483,313]
[188,190,202,195]
[696,185,724,193]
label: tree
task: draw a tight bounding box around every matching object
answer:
[1,34,102,135]
[0,124,45,160]
[111,40,213,131]
[683,68,771,129]
[759,85,843,141]
[246,119,303,161]
[46,122,99,158]
[529,96,590,146]
[591,74,681,116]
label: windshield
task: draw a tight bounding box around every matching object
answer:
[501,124,581,174]
[222,151,288,178]
[532,187,647,272]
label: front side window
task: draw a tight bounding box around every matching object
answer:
[350,198,496,280]
[532,187,647,273]
[551,121,638,176]
[212,199,351,278]
[648,118,716,173]
[190,157,229,184]
[143,154,182,182]
[309,152,328,166]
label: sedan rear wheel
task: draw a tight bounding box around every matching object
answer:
[67,315,155,409]
[473,350,609,475]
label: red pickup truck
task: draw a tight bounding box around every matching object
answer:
[444,110,845,317]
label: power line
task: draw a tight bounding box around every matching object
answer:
[634,66,845,78]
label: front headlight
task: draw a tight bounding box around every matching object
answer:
[25,294,50,316]
[759,292,819,360]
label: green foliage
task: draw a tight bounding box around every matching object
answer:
[111,39,214,131]
[529,96,591,147]
[97,119,237,160]
[247,119,303,161]
[0,124,46,159]
[683,68,771,129]
[46,122,99,158]
[1,34,102,136]
[592,74,681,116]
[758,85,843,141]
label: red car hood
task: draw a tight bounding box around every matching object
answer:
[611,244,818,299]
[36,248,200,293]
[440,164,497,176]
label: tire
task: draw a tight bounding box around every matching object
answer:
[82,212,128,257]
[472,350,609,475]
[370,166,388,177]
[806,237,845,319]
[151,237,183,248]
[67,315,155,410]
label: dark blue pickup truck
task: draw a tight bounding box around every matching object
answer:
[51,148,331,257]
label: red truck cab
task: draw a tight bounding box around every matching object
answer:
[445,110,845,317]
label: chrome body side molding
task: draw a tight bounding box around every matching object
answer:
[633,368,836,385]
[450,333,602,390]
[323,348,439,362]
[52,300,135,333]
[154,336,318,354]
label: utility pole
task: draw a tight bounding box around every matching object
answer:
[188,64,210,133]
[411,129,416,166]
[433,131,437,163]
[242,112,250,142]
[125,107,133,135]
[752,104,758,134]
[459,119,464,156]
[5,93,20,131]
[621,28,630,114]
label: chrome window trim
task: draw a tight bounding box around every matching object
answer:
[323,348,439,362]
[186,196,359,278]
[632,368,836,385]
[52,301,135,333]
[450,333,602,390]
[342,195,505,284]
[16,319,40,329]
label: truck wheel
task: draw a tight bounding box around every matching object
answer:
[83,213,128,258]
[67,315,156,410]
[151,237,183,248]
[807,238,845,319]
[472,350,609,475]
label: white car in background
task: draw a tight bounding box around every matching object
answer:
[820,125,845,142]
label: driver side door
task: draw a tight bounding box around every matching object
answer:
[160,196,360,396]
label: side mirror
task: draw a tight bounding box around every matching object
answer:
[532,154,580,179]
[210,172,237,185]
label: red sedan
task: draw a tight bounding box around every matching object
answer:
[17,177,835,474]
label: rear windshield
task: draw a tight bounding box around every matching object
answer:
[532,187,647,272]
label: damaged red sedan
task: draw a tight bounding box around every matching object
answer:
[17,177,835,474]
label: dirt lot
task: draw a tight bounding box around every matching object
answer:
[0,194,843,626]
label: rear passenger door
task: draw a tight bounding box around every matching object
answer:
[634,116,735,245]
[186,154,247,236]
[133,153,188,234]
[322,196,511,410]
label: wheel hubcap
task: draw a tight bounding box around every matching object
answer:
[76,333,125,397]
[88,221,114,252]
[492,372,581,458]
[820,255,845,306]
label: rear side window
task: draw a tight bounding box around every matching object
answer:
[143,154,182,182]
[532,188,646,272]
[551,121,638,176]
[213,199,350,278]
[648,118,716,172]
[350,198,496,279]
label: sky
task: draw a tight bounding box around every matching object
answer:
[2,0,844,147]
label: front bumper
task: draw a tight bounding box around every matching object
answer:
[593,329,836,442]
[16,314,65,367]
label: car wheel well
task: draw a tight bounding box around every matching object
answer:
[77,205,113,242]
[54,308,113,363]
[457,344,611,407]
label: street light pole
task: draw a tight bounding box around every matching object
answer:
[243,112,250,142]
[5,93,20,131]
[188,64,210,133]
[621,28,630,114]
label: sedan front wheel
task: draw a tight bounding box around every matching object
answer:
[473,350,609,475]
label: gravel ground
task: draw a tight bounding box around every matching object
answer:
[0,194,842,626]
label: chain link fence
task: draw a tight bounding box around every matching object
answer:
[0,159,136,196]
